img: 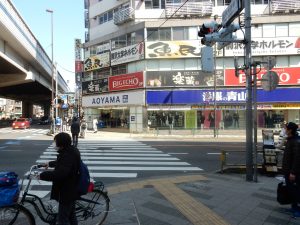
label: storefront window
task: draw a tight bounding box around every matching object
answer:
[147,111,185,128]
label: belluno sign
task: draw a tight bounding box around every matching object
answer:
[222,0,244,27]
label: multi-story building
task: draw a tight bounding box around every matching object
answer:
[82,0,300,133]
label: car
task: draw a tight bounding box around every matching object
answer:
[12,118,30,129]
[38,116,50,125]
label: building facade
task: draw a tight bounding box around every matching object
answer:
[82,0,300,132]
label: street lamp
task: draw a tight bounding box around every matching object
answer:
[46,9,55,134]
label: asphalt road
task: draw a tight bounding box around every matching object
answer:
[0,126,255,186]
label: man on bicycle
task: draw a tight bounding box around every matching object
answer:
[39,132,81,225]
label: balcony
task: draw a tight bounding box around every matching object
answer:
[271,0,300,13]
[165,0,213,18]
[114,7,135,25]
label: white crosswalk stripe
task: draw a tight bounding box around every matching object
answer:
[25,140,202,196]
[0,127,48,135]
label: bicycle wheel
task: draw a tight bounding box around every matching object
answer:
[76,190,110,225]
[0,204,35,225]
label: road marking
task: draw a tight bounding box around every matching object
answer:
[36,160,189,166]
[40,156,180,160]
[1,149,22,152]
[46,149,163,153]
[20,180,51,186]
[168,153,188,155]
[20,190,49,199]
[42,153,172,157]
[90,173,137,178]
[87,166,202,171]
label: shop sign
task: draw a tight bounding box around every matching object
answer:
[147,88,300,104]
[84,52,110,72]
[225,67,300,86]
[224,37,300,56]
[97,43,110,54]
[271,103,300,109]
[146,70,224,87]
[109,72,144,91]
[111,43,144,66]
[74,39,82,61]
[82,78,108,95]
[145,41,201,59]
[82,90,145,107]
[75,61,83,73]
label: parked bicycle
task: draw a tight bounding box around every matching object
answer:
[0,165,110,225]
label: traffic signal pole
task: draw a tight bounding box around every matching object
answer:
[244,0,253,181]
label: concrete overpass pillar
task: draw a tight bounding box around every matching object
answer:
[22,101,33,118]
[43,103,51,117]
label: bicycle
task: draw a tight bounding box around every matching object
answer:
[0,165,110,225]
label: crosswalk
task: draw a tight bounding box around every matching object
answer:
[23,140,202,198]
[0,127,48,135]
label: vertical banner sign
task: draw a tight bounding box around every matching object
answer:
[75,39,82,116]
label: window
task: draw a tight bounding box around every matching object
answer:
[275,24,288,37]
[147,28,159,41]
[159,28,171,41]
[262,24,275,38]
[153,0,160,8]
[112,65,127,76]
[252,25,262,38]
[108,10,113,21]
[173,27,185,40]
[145,0,152,9]
[188,27,198,40]
[289,23,300,36]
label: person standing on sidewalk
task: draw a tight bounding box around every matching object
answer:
[281,122,300,217]
[93,118,98,133]
[71,117,80,147]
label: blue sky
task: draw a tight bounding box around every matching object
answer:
[11,0,85,91]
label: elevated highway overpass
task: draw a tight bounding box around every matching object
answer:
[0,0,69,118]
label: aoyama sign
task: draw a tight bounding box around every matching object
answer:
[82,90,145,107]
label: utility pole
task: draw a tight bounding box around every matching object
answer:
[46,9,55,135]
[244,0,253,181]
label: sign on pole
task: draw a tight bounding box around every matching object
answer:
[222,0,244,27]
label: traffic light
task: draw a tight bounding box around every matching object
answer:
[198,21,221,46]
[216,23,240,50]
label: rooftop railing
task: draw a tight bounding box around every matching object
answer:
[271,0,300,13]
[165,0,213,18]
[114,7,135,25]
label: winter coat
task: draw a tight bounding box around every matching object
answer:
[40,146,80,203]
[71,121,80,135]
[282,135,300,175]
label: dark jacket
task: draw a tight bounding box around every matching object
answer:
[71,121,80,134]
[40,146,80,203]
[282,135,300,175]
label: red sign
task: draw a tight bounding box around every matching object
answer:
[75,61,83,73]
[225,67,300,86]
[108,72,144,91]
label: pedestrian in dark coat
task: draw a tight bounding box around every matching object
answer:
[40,132,81,225]
[281,122,300,217]
[71,117,80,147]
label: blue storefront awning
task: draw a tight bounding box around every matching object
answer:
[146,88,300,104]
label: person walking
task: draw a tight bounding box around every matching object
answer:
[71,117,80,147]
[80,118,87,139]
[93,118,98,133]
[281,122,300,217]
[233,111,239,128]
[39,132,80,225]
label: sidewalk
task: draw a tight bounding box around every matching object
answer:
[81,128,266,142]
[80,131,294,225]
[104,173,299,225]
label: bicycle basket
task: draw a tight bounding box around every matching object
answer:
[0,183,20,207]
